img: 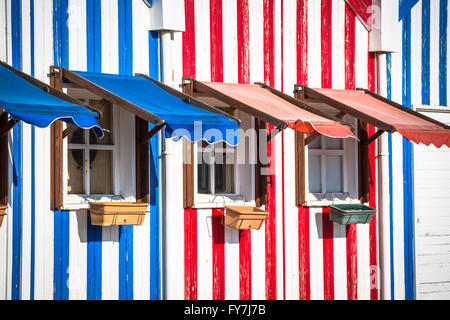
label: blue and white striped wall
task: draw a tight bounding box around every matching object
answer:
[378,0,450,300]
[0,0,161,300]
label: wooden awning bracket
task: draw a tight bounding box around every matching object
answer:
[366,130,385,146]
[0,117,19,137]
[140,123,166,145]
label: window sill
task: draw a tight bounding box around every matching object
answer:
[305,193,360,208]
[193,194,256,209]
[61,195,135,211]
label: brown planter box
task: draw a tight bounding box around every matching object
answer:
[223,206,268,230]
[89,202,149,227]
[0,205,6,227]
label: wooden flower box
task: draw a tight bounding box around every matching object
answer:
[0,205,6,227]
[223,206,268,230]
[89,202,149,227]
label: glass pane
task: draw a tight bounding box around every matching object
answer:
[68,149,85,194]
[68,128,85,144]
[197,151,211,194]
[215,163,234,194]
[90,100,112,145]
[325,137,343,150]
[308,136,321,149]
[326,155,343,193]
[308,155,321,193]
[89,150,113,194]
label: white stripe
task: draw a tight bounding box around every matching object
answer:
[307,0,321,88]
[196,209,213,300]
[410,0,422,106]
[309,207,324,300]
[222,0,237,84]
[194,0,211,82]
[429,0,440,106]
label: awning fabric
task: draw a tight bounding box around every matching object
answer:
[200,82,357,139]
[314,88,450,148]
[0,64,103,137]
[73,71,239,146]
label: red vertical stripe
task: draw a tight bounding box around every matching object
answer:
[297,0,310,301]
[345,4,358,301]
[263,0,277,300]
[183,0,196,78]
[237,0,250,84]
[297,0,308,86]
[321,0,332,89]
[210,0,223,82]
[184,208,198,300]
[237,0,252,301]
[212,209,225,300]
[298,206,311,300]
[321,0,334,300]
[239,229,252,300]
[367,47,379,300]
[322,207,335,300]
[182,0,197,301]
[263,0,275,86]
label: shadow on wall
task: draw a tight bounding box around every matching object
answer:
[315,212,347,239]
[75,209,120,243]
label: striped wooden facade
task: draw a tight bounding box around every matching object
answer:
[0,0,449,300]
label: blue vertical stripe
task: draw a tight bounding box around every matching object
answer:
[386,52,395,300]
[149,30,161,300]
[440,0,448,106]
[11,0,23,301]
[87,0,102,73]
[422,0,430,105]
[30,0,36,300]
[118,0,134,300]
[402,13,416,301]
[53,0,70,301]
[86,0,102,300]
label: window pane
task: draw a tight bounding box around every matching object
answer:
[308,155,321,193]
[308,136,321,149]
[197,150,211,194]
[215,163,234,194]
[326,155,343,193]
[90,100,112,145]
[325,137,343,150]
[68,128,85,144]
[68,149,85,194]
[89,150,113,194]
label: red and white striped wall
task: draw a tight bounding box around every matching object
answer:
[161,0,380,300]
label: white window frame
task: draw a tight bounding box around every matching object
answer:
[62,92,124,210]
[193,111,256,209]
[306,135,360,207]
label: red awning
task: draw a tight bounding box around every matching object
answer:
[312,88,450,148]
[200,82,357,140]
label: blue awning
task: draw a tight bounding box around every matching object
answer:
[71,71,239,146]
[0,64,103,137]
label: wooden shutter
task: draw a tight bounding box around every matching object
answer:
[255,118,268,207]
[182,80,195,209]
[183,138,194,209]
[358,120,370,203]
[0,113,8,207]
[295,131,306,206]
[136,117,150,203]
[50,67,64,211]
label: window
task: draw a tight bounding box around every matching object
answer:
[308,136,346,194]
[196,141,235,195]
[67,99,115,196]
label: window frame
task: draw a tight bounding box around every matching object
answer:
[62,93,122,208]
[305,132,360,206]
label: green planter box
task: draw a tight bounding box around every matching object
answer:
[329,204,376,225]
